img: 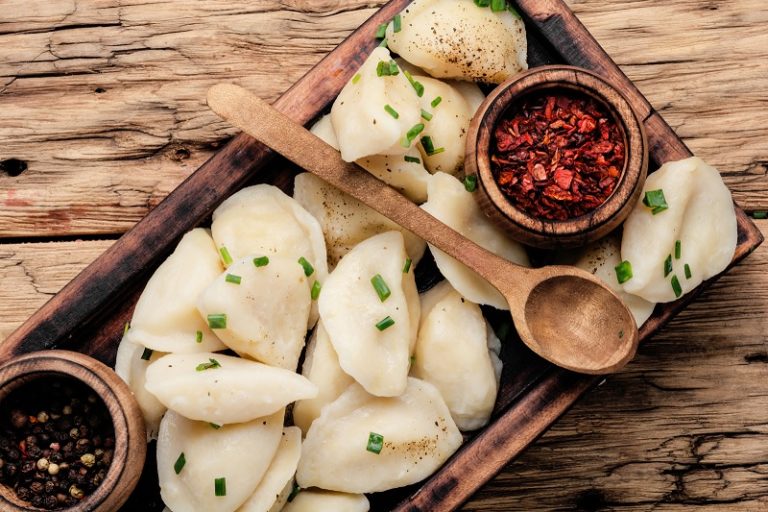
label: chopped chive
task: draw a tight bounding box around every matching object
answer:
[403,257,412,274]
[508,4,522,18]
[615,260,633,284]
[671,275,682,298]
[642,189,668,215]
[287,483,302,503]
[209,423,221,430]
[663,254,673,278]
[207,313,227,330]
[431,96,442,108]
[378,37,388,48]
[376,316,395,331]
[684,264,692,279]
[140,348,153,361]
[123,322,130,336]
[253,256,269,267]
[214,477,226,497]
[753,211,768,219]
[464,174,478,192]
[352,73,362,84]
[384,104,400,119]
[474,0,491,6]
[420,135,435,154]
[404,155,421,164]
[371,274,392,302]
[375,22,388,39]
[429,147,445,155]
[403,70,424,97]
[195,330,203,344]
[311,281,322,300]
[490,0,506,11]
[401,123,425,147]
[389,60,398,75]
[174,453,186,474]
[376,60,399,77]
[392,14,402,32]
[420,109,433,121]
[225,273,242,285]
[367,432,384,454]
[196,358,221,371]
[298,257,315,277]
[675,240,682,260]
[219,246,233,266]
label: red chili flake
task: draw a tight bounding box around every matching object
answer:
[491,91,625,221]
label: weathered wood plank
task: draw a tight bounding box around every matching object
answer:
[1,0,767,238]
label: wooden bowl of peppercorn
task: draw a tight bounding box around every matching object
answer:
[466,65,648,249]
[0,351,146,512]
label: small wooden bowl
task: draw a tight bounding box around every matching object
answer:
[0,350,146,512]
[466,65,648,249]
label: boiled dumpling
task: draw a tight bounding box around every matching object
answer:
[114,336,167,440]
[157,410,283,512]
[422,172,530,309]
[282,491,370,512]
[124,228,226,354]
[411,281,501,431]
[197,256,311,370]
[331,47,423,161]
[296,378,462,493]
[292,322,355,434]
[210,184,327,329]
[311,115,430,203]
[145,353,317,424]
[575,235,655,327]
[237,427,302,512]
[318,232,419,397]
[293,172,426,268]
[621,157,737,303]
[387,0,527,83]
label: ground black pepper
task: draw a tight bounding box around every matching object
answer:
[0,377,115,509]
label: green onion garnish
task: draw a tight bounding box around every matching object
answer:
[404,155,421,164]
[376,59,399,77]
[375,23,388,39]
[675,240,682,260]
[298,257,315,277]
[214,477,226,497]
[376,316,395,331]
[684,264,692,279]
[420,109,433,121]
[209,423,221,430]
[615,260,633,284]
[420,135,444,156]
[401,123,425,147]
[225,273,242,285]
[219,246,233,266]
[392,14,402,32]
[311,281,322,301]
[431,96,442,108]
[403,258,412,274]
[643,189,669,215]
[663,254,673,278]
[464,174,478,192]
[352,73,362,84]
[403,70,424,97]
[371,274,392,302]
[671,275,682,298]
[288,483,301,503]
[140,348,153,361]
[195,330,203,344]
[174,453,186,475]
[207,313,227,330]
[378,38,388,48]
[474,0,491,6]
[123,322,130,336]
[367,432,384,454]
[196,358,221,371]
[253,256,269,267]
[384,104,400,119]
[490,0,506,11]
[753,211,768,219]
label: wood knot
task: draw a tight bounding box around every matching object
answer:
[0,159,28,177]
[171,147,191,162]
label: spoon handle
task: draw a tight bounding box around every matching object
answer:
[207,83,528,291]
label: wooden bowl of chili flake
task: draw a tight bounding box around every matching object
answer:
[466,65,648,249]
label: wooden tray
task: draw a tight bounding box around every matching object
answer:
[2,1,762,511]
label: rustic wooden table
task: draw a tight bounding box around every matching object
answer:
[1,0,766,510]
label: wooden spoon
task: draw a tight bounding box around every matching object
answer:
[207,83,639,375]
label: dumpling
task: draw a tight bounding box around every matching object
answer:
[237,427,302,512]
[411,281,501,431]
[293,172,426,268]
[296,378,462,493]
[157,409,283,512]
[292,322,355,434]
[621,157,737,303]
[114,336,167,440]
[145,353,317,425]
[210,184,327,329]
[318,232,419,397]
[282,491,370,512]
[331,47,422,161]
[387,0,527,83]
[575,235,655,327]
[197,256,311,370]
[311,114,430,203]
[421,172,530,309]
[124,228,226,354]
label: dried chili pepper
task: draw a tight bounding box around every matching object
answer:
[491,91,625,221]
